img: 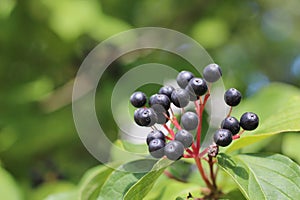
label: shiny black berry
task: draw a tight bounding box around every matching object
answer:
[175,129,194,148]
[148,138,165,158]
[240,112,259,130]
[158,85,175,99]
[224,88,242,107]
[171,88,190,108]
[149,94,171,113]
[134,108,157,127]
[176,71,195,88]
[203,63,222,82]
[164,140,184,160]
[146,130,166,145]
[221,116,240,135]
[130,91,147,108]
[213,129,232,147]
[186,78,208,96]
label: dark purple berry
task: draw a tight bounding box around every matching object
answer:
[130,91,147,108]
[148,138,165,158]
[203,63,222,82]
[186,78,208,96]
[221,116,240,135]
[240,112,259,130]
[134,108,157,127]
[181,111,199,131]
[213,129,232,147]
[164,140,184,160]
[171,88,190,108]
[224,88,242,107]
[175,129,194,148]
[176,71,195,88]
[146,130,166,145]
[156,111,170,124]
[149,94,170,113]
[158,85,175,99]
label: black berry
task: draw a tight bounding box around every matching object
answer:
[176,71,194,88]
[134,108,157,127]
[149,94,170,113]
[171,88,190,108]
[186,78,208,96]
[148,138,165,158]
[221,116,240,135]
[203,63,222,82]
[130,91,147,108]
[224,88,242,107]
[164,140,184,160]
[213,129,232,147]
[175,129,194,148]
[158,85,175,99]
[181,111,199,131]
[240,112,259,130]
[146,130,166,145]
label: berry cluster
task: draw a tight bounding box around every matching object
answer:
[214,88,259,147]
[130,63,259,161]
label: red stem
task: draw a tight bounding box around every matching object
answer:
[194,156,213,190]
[163,124,175,139]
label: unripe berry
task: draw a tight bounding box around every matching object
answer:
[221,116,240,135]
[240,112,259,130]
[224,88,242,107]
[176,71,194,88]
[148,138,165,158]
[203,63,222,82]
[130,91,147,108]
[213,129,232,147]
[164,140,184,160]
[175,129,194,148]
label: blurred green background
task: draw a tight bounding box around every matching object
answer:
[0,0,300,199]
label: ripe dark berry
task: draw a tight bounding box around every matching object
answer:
[224,88,242,107]
[130,91,147,108]
[149,94,170,113]
[175,129,194,148]
[164,140,184,160]
[221,116,240,135]
[240,112,259,130]
[158,85,175,99]
[176,71,195,88]
[186,78,208,96]
[203,63,222,82]
[181,111,199,131]
[213,129,232,147]
[148,138,165,158]
[134,108,157,127]
[146,130,166,145]
[171,88,190,108]
[156,111,170,124]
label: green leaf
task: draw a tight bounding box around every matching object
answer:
[78,165,116,200]
[97,159,160,200]
[44,191,77,200]
[226,83,300,153]
[0,167,23,200]
[218,153,300,200]
[282,133,300,164]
